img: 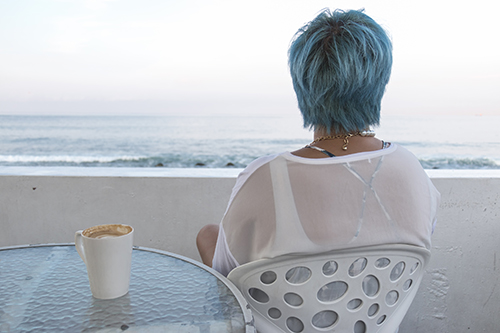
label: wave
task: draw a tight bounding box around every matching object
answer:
[1,155,499,169]
[0,154,252,168]
[419,157,500,170]
[0,155,140,164]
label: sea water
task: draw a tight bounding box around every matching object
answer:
[0,114,499,169]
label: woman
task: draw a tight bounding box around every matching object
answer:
[197,9,440,277]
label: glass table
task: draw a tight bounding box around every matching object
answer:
[0,244,255,332]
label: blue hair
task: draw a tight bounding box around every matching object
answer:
[288,9,393,134]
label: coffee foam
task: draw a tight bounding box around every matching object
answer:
[83,224,133,239]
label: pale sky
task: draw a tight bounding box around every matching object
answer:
[1,0,499,116]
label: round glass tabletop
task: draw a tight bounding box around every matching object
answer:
[0,244,254,332]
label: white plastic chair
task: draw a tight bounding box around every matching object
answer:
[228,244,430,333]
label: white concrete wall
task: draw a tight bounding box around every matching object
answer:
[0,167,240,258]
[1,167,499,332]
[400,171,500,333]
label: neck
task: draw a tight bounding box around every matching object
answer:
[313,128,369,140]
[311,128,375,150]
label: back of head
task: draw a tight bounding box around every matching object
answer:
[288,9,393,134]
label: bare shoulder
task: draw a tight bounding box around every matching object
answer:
[290,147,328,159]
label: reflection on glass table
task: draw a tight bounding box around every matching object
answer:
[0,244,255,332]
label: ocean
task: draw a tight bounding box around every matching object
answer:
[0,114,499,170]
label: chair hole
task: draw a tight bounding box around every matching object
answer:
[403,279,413,291]
[322,260,338,276]
[284,292,303,306]
[367,303,379,317]
[248,288,269,303]
[354,320,366,333]
[317,281,348,302]
[286,266,311,284]
[390,261,406,281]
[375,257,390,268]
[347,298,363,310]
[260,271,277,284]
[348,258,367,277]
[362,275,379,297]
[286,317,304,332]
[377,315,386,325]
[268,307,281,319]
[385,290,399,306]
[312,310,338,329]
[410,262,419,275]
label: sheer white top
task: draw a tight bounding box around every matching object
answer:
[213,144,440,276]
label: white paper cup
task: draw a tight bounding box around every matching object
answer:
[75,224,134,299]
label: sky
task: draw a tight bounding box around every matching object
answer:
[0,0,499,116]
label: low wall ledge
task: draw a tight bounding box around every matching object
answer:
[0,167,499,179]
[0,166,242,178]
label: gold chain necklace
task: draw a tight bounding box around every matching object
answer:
[309,130,375,151]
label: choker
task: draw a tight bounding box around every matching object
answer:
[309,130,375,151]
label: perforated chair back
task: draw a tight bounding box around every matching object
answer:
[227,244,430,333]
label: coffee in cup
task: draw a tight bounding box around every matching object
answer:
[75,224,134,299]
[82,224,132,239]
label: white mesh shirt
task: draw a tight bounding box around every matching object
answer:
[212,144,440,276]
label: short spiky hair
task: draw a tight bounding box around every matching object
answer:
[288,9,392,134]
